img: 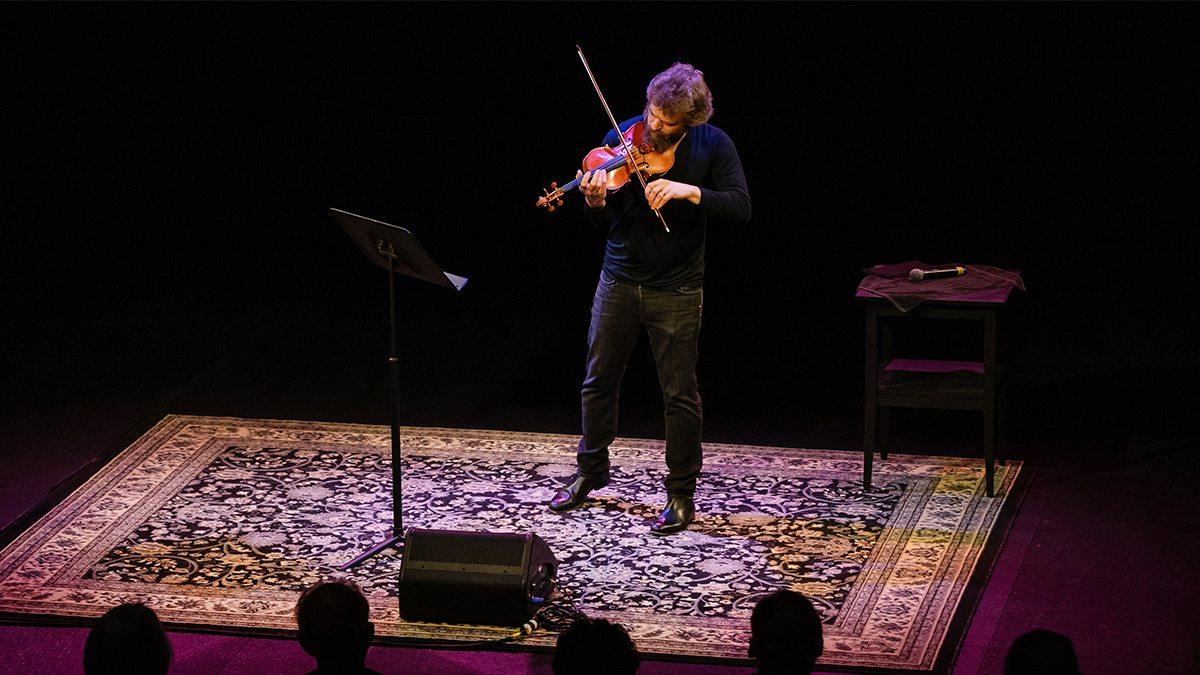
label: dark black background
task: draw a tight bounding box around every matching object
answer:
[4,3,1198,455]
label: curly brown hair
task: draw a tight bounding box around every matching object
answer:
[646,62,713,127]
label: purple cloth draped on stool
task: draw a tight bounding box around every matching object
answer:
[858,261,1026,312]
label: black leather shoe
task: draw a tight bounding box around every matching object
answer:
[548,474,610,512]
[650,496,695,535]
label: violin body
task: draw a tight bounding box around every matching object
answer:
[583,122,676,192]
[536,121,677,212]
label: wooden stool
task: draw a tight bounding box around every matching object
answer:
[859,287,1013,497]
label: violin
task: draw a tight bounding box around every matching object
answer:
[534,45,672,232]
[534,120,677,213]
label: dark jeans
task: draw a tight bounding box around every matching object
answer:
[577,269,704,497]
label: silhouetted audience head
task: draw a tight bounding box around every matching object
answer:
[83,602,172,675]
[552,617,639,674]
[1004,629,1080,674]
[749,590,824,674]
[295,580,378,674]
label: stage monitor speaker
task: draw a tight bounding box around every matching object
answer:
[398,528,558,627]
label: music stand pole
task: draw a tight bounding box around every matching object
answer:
[338,253,405,569]
[329,208,468,570]
[386,253,403,553]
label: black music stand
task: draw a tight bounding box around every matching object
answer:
[329,208,467,570]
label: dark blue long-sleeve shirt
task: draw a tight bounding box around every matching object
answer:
[585,116,750,289]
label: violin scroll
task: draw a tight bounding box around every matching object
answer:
[536,182,565,212]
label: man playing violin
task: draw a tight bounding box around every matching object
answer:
[548,62,751,534]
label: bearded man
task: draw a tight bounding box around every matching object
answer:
[548,62,751,535]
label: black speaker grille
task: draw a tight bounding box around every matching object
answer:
[399,530,557,626]
[409,530,527,566]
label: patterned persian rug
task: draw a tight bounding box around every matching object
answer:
[0,415,1020,670]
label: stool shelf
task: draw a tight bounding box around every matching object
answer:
[876,359,1006,407]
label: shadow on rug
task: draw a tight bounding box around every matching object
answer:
[0,415,1020,670]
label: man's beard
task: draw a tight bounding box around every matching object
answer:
[643,110,686,151]
[647,126,685,152]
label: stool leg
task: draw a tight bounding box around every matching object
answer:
[982,310,997,496]
[997,392,1007,466]
[864,403,876,492]
[864,306,878,492]
[879,407,891,459]
[983,406,995,498]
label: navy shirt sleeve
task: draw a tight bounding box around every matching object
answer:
[698,129,751,223]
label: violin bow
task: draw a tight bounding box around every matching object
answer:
[576,45,670,233]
